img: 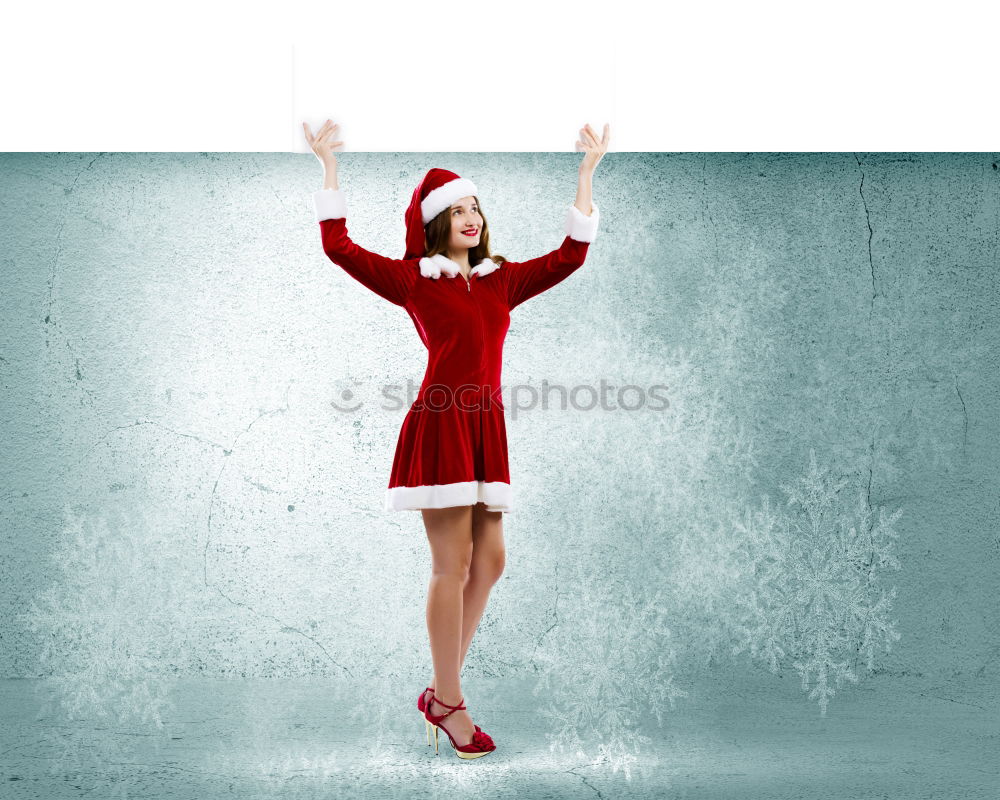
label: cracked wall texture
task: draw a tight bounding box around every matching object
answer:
[1,152,998,694]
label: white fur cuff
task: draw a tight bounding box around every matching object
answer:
[564,203,600,243]
[313,188,348,222]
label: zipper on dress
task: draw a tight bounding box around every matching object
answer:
[467,273,486,376]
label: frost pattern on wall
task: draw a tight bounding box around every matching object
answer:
[729,449,903,715]
[520,292,904,775]
[21,502,186,728]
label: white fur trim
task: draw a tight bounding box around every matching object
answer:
[471,257,501,278]
[418,257,441,279]
[564,203,600,243]
[419,253,459,279]
[313,188,348,222]
[418,254,501,280]
[385,480,512,512]
[421,177,479,224]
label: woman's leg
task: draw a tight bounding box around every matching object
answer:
[429,501,505,690]
[422,502,506,745]
[422,504,478,745]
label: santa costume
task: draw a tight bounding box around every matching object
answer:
[313,168,600,512]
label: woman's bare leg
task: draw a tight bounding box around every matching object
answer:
[429,502,505,690]
[423,504,477,745]
[422,502,506,746]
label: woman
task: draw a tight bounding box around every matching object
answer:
[302,119,609,759]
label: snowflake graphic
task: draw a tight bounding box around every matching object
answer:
[20,500,194,729]
[531,559,688,780]
[730,448,903,715]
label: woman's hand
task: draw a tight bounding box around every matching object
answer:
[575,123,610,174]
[303,119,344,170]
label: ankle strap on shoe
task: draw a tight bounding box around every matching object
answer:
[429,695,466,714]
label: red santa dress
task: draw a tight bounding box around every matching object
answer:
[313,188,600,513]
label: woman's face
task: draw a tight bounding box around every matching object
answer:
[447,196,483,254]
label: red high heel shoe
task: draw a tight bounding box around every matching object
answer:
[419,687,485,746]
[418,687,435,746]
[423,693,496,759]
[418,686,434,714]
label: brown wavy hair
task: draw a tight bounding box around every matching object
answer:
[423,195,507,265]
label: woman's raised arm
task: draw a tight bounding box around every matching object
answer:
[304,120,417,307]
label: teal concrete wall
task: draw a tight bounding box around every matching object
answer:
[1,153,997,729]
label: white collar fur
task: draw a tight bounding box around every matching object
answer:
[418,253,502,280]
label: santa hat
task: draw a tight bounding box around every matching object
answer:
[403,168,479,260]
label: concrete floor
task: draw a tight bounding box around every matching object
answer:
[1,672,997,799]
